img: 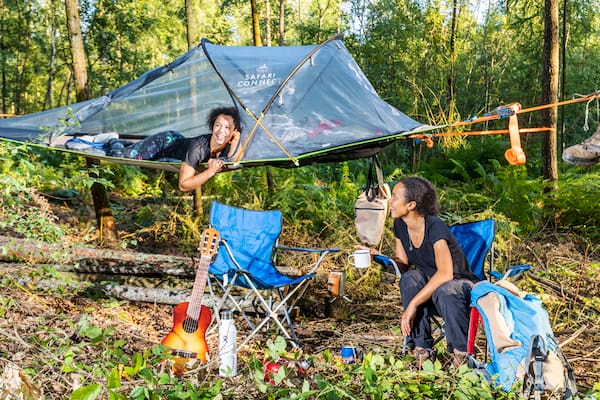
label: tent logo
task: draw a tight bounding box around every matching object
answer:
[238,64,282,88]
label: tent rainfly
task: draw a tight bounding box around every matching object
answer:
[0,35,429,172]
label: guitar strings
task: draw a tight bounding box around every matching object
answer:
[179,233,218,350]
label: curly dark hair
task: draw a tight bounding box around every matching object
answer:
[399,176,440,216]
[206,106,241,132]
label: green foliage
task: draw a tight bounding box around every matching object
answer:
[244,336,516,399]
[66,337,223,399]
[544,171,600,242]
[0,173,68,243]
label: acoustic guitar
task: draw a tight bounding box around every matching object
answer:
[161,227,219,374]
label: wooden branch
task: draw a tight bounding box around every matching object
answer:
[527,271,600,314]
[558,325,587,348]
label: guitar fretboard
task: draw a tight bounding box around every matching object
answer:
[186,254,211,319]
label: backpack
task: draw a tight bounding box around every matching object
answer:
[469,280,578,400]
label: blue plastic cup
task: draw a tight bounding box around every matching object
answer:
[341,346,358,364]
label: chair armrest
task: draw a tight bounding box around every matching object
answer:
[274,246,339,275]
[490,263,532,280]
[275,245,340,254]
[373,254,402,280]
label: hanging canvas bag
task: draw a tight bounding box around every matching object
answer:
[354,156,391,246]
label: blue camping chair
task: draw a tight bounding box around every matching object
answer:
[207,201,339,348]
[373,219,497,352]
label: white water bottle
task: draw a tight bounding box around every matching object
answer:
[218,310,237,377]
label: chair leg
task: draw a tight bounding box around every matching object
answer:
[237,281,299,349]
[207,275,256,334]
[277,288,299,343]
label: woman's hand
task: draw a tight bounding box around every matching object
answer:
[229,130,240,143]
[401,302,417,337]
[354,245,380,256]
[206,158,225,175]
[227,130,241,159]
[179,159,224,192]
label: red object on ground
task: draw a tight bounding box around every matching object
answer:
[264,361,282,385]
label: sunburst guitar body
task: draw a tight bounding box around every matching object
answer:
[161,228,219,374]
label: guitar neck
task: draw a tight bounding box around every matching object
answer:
[186,255,211,320]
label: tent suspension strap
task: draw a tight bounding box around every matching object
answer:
[409,126,555,140]
[450,91,600,128]
[235,110,299,166]
[517,91,599,115]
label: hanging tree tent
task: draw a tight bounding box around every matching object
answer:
[0,36,429,172]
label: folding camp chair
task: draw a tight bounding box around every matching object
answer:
[206,201,339,348]
[373,219,496,353]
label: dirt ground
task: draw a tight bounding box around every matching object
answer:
[0,245,598,399]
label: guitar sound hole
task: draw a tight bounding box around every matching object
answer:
[182,317,199,333]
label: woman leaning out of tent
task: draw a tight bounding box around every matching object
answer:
[178,106,242,192]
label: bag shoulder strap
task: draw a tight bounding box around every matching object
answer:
[373,155,386,187]
[363,157,376,199]
[363,155,389,200]
[523,335,548,400]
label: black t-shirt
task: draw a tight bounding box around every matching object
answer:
[393,215,478,282]
[159,134,230,169]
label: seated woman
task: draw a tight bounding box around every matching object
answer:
[370,176,479,368]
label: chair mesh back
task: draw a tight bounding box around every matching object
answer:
[449,219,495,281]
[209,201,302,289]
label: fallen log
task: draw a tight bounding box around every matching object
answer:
[95,283,258,312]
[0,234,192,269]
[53,263,195,278]
[97,284,192,305]
[0,235,300,277]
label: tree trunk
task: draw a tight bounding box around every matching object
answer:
[65,0,118,245]
[559,0,568,157]
[265,0,272,46]
[87,158,118,245]
[0,0,6,114]
[184,0,204,215]
[541,0,559,183]
[278,0,285,45]
[251,0,262,46]
[45,2,58,109]
[15,3,33,115]
[447,0,457,116]
[185,0,200,48]
[193,189,203,215]
[64,0,89,102]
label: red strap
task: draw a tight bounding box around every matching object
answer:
[467,307,481,355]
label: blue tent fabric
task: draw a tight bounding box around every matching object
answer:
[470,281,558,390]
[208,201,312,290]
[0,36,428,169]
